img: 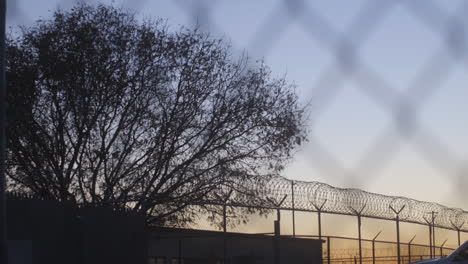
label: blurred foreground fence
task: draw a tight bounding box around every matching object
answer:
[8,1,468,264]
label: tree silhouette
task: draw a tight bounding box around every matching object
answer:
[6,4,306,225]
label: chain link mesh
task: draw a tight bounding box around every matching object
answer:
[7,0,468,253]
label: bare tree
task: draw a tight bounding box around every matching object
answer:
[6,4,306,225]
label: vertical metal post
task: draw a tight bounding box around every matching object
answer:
[327,236,331,264]
[431,212,436,258]
[223,204,227,264]
[291,180,295,238]
[408,243,411,264]
[350,205,366,264]
[372,240,376,264]
[396,216,401,264]
[318,211,322,241]
[372,231,381,264]
[313,199,327,242]
[216,190,232,264]
[358,215,362,264]
[269,195,287,238]
[451,221,464,247]
[440,239,447,258]
[275,208,281,236]
[408,235,416,264]
[0,0,7,263]
[429,223,433,258]
[390,205,405,264]
[223,204,227,233]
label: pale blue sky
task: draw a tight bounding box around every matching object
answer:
[7,0,468,231]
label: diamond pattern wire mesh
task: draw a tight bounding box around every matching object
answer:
[7,0,468,236]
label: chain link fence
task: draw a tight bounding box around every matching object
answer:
[6,0,468,263]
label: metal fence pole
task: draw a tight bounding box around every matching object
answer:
[451,221,464,247]
[291,180,295,238]
[440,239,447,258]
[313,199,327,241]
[372,231,381,264]
[215,190,232,264]
[350,205,366,264]
[396,216,401,264]
[424,217,433,259]
[0,0,6,262]
[429,225,433,259]
[223,203,227,263]
[223,204,227,233]
[318,211,322,240]
[390,205,406,264]
[408,235,416,264]
[358,215,362,264]
[372,240,375,264]
[327,236,331,264]
[431,212,436,258]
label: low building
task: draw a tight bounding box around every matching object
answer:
[148,227,323,264]
[6,193,147,264]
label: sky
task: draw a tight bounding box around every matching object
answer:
[6,0,468,248]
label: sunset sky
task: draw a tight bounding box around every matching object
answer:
[7,0,468,248]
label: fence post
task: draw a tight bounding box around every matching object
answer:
[429,224,432,258]
[312,199,327,241]
[318,211,322,240]
[431,212,437,258]
[327,236,331,264]
[372,240,375,264]
[450,220,464,247]
[440,239,447,258]
[372,231,382,264]
[291,180,296,238]
[390,205,406,264]
[350,205,366,264]
[424,213,437,259]
[268,195,287,237]
[215,190,233,264]
[408,235,416,264]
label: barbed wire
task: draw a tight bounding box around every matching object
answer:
[220,175,468,233]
